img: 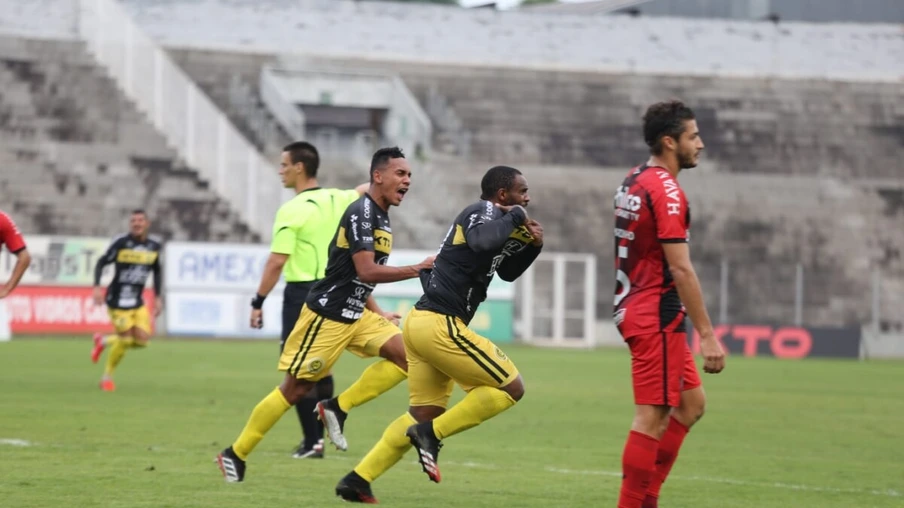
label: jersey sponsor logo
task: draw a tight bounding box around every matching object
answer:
[118,266,151,285]
[614,228,635,240]
[374,230,392,254]
[613,308,627,326]
[614,186,641,221]
[350,214,360,241]
[363,198,371,219]
[341,309,363,320]
[483,201,493,217]
[509,225,533,242]
[614,185,642,212]
[116,249,158,265]
[362,222,371,229]
[656,170,682,215]
[319,297,328,306]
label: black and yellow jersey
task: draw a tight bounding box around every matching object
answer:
[416,200,541,324]
[94,234,162,310]
[306,194,392,323]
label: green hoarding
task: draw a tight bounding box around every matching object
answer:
[374,296,514,343]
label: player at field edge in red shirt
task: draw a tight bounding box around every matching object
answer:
[0,210,31,298]
[613,101,726,508]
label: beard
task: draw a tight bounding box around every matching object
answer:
[678,150,698,169]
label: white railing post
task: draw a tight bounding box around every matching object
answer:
[153,52,163,130]
[583,254,596,346]
[77,0,280,240]
[185,86,195,167]
[246,151,256,230]
[217,117,227,193]
[520,266,535,343]
[552,256,566,343]
[124,20,133,96]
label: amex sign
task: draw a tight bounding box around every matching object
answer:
[164,242,516,341]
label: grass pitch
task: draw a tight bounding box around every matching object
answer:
[0,338,901,507]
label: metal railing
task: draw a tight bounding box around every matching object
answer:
[78,0,281,239]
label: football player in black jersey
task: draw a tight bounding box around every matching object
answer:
[90,210,163,392]
[335,165,544,503]
[216,147,433,484]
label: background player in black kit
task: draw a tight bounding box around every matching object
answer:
[335,165,544,503]
[89,210,163,392]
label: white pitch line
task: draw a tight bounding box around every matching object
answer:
[8,441,900,498]
[543,467,902,498]
[0,438,32,447]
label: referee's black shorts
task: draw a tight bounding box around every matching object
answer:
[280,281,316,352]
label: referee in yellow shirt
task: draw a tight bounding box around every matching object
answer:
[250,141,367,459]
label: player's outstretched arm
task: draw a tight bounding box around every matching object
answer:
[352,251,433,285]
[662,242,725,374]
[465,205,528,253]
[0,248,30,298]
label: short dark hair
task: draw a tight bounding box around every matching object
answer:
[283,141,320,178]
[480,166,522,200]
[370,146,405,181]
[643,100,696,155]
[131,209,147,216]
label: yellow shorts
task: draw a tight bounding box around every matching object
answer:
[108,306,151,336]
[404,307,519,408]
[278,305,401,381]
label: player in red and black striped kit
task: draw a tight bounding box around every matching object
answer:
[613,101,725,508]
[0,210,31,298]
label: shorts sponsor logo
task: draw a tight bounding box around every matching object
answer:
[494,346,508,362]
[307,357,325,374]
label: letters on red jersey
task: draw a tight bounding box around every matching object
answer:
[613,165,690,338]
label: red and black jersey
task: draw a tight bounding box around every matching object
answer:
[613,164,690,338]
[0,210,26,254]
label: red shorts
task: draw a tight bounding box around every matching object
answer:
[626,332,701,407]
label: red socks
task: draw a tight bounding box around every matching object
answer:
[647,417,690,501]
[617,431,660,508]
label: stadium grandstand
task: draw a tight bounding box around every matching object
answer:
[0,2,901,505]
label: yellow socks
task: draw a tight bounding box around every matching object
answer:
[232,388,292,460]
[354,413,416,482]
[337,360,407,413]
[103,336,137,377]
[432,386,516,440]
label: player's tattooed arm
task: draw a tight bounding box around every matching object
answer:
[465,204,528,252]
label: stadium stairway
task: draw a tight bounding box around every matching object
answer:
[0,35,259,242]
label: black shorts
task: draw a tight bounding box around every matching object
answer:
[280,281,316,352]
